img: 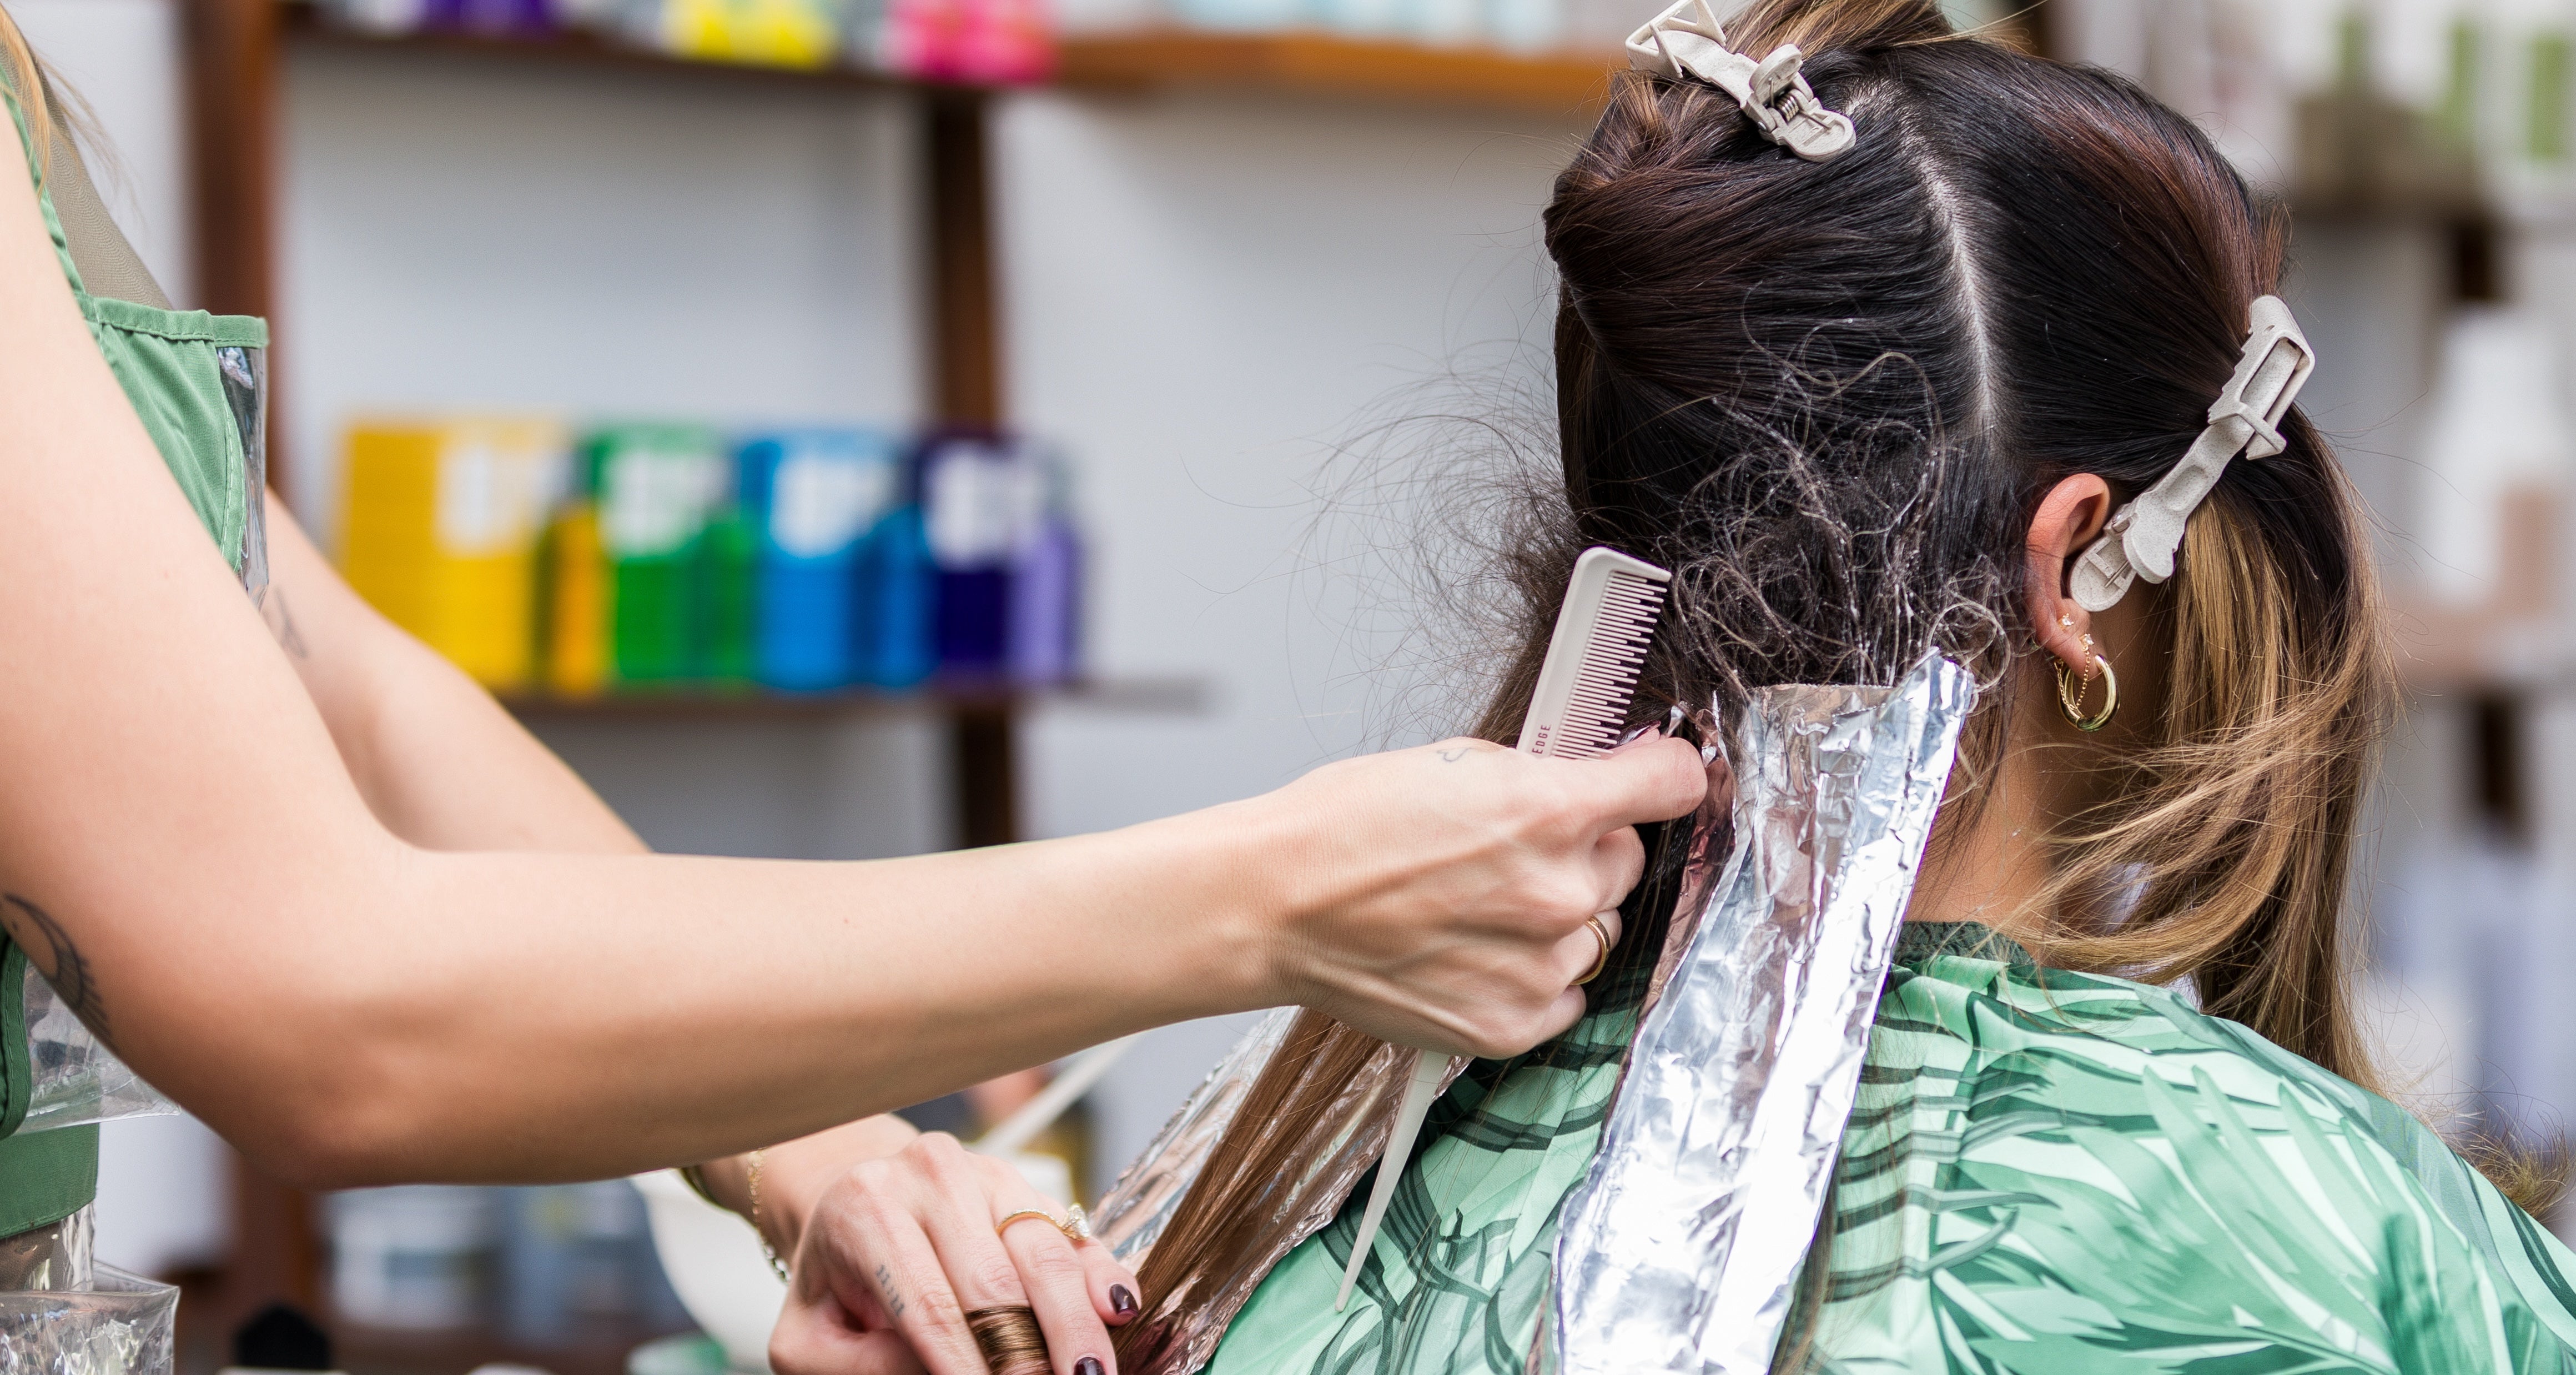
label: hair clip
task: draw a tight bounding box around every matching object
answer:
[2070,295,2316,613]
[1626,0,1857,162]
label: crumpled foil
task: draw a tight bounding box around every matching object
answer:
[1546,652,1974,1375]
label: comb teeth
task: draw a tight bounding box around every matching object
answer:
[1518,552,1672,761]
[1556,572,1667,757]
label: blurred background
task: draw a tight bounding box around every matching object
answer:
[13,0,2573,1368]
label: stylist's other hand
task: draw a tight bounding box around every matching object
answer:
[769,1132,1138,1375]
[1260,733,1710,1060]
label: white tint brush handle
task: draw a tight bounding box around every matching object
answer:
[1334,547,1672,1311]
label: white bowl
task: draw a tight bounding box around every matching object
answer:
[631,1171,785,1374]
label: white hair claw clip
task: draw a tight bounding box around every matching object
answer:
[2070,295,2316,613]
[1626,0,1856,162]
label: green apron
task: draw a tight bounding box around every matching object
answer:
[0,79,270,1242]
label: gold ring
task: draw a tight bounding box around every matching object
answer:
[995,1205,1092,1244]
[1576,915,1614,986]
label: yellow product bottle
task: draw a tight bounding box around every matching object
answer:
[339,418,571,691]
[660,0,843,67]
[542,501,611,698]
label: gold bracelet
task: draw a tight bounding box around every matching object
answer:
[748,1147,791,1282]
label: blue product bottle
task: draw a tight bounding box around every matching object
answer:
[741,429,898,691]
[859,503,937,688]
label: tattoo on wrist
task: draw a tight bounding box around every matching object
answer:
[874,1262,907,1319]
[264,589,311,660]
[2,895,109,1045]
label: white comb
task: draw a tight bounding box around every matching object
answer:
[1335,546,1673,1311]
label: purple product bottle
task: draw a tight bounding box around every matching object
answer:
[1007,455,1080,684]
[422,0,557,34]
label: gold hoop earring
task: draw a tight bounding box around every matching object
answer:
[2055,649,2118,732]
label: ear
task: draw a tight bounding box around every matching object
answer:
[2026,474,2116,672]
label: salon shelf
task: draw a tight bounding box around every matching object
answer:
[280,6,1619,117]
[280,5,933,94]
[495,675,1212,721]
[1055,31,1621,115]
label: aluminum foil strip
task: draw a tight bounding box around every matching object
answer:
[1091,1008,1300,1264]
[1547,653,1974,1375]
[1093,1008,1448,1375]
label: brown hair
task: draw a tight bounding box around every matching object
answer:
[1119,1,2547,1368]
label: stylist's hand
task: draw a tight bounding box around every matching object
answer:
[1257,733,1709,1060]
[769,1132,1138,1375]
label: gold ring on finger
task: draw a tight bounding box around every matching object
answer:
[1576,915,1615,986]
[995,1205,1092,1244]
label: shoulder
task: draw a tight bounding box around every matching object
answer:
[1822,949,2576,1370]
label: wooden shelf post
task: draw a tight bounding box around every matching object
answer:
[924,90,1023,849]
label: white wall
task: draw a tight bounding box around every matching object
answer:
[278,42,925,526]
[11,0,193,302]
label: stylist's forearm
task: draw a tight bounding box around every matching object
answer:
[153,802,1288,1186]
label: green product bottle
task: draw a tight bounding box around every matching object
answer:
[586,423,729,685]
[697,504,759,685]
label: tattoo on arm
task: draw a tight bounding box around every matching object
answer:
[874,1262,907,1319]
[1,895,109,1045]
[1437,747,1473,763]
[263,588,310,660]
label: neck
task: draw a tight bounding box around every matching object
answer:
[1906,674,2062,939]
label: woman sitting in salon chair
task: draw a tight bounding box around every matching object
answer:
[812,3,2576,1373]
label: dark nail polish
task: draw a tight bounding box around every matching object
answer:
[1076,1359,1106,1375]
[1110,1285,1139,1318]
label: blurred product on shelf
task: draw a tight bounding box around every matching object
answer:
[338,419,1084,697]
[583,423,736,685]
[326,1183,686,1343]
[497,1182,692,1346]
[326,1186,500,1331]
[311,0,1058,83]
[920,431,1081,680]
[339,418,571,691]
[739,429,901,690]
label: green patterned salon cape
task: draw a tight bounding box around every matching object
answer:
[1206,922,2576,1374]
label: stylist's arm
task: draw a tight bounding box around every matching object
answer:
[761,731,1712,1375]
[0,88,1703,1337]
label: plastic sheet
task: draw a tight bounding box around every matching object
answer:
[0,1212,88,1295]
[19,961,174,1136]
[0,1207,176,1375]
[1546,653,1973,1374]
[1092,1010,1454,1375]
[0,1261,177,1375]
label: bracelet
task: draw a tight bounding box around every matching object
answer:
[748,1147,791,1283]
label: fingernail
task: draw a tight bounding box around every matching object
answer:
[1077,1359,1106,1375]
[1110,1285,1139,1318]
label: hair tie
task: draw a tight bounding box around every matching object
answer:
[2070,295,2316,613]
[1625,0,1857,162]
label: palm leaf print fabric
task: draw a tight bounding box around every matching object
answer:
[1204,922,2576,1375]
